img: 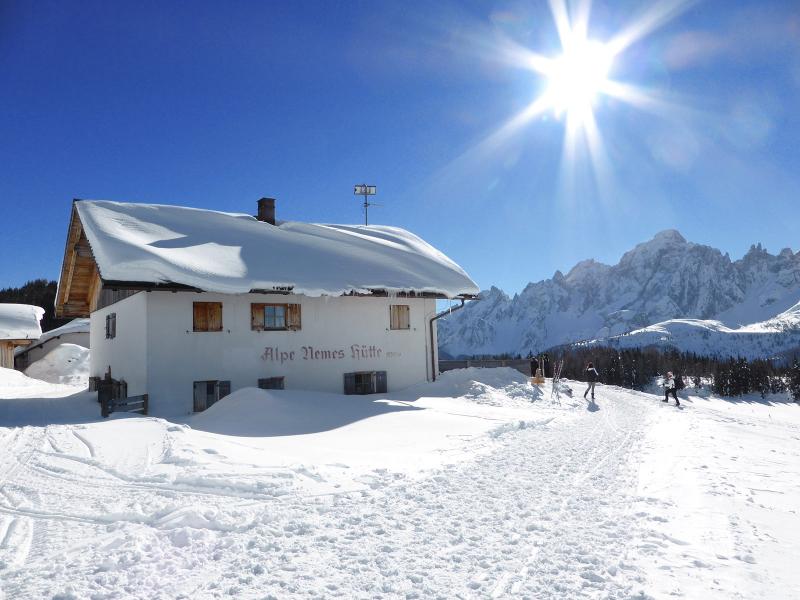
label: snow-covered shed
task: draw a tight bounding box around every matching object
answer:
[55,198,478,416]
[0,304,44,369]
[14,318,90,370]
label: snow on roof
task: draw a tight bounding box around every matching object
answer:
[75,200,479,298]
[15,318,90,355]
[0,304,44,340]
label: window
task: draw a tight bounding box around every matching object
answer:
[258,377,285,390]
[193,302,223,332]
[265,305,285,329]
[192,380,231,412]
[105,312,116,339]
[251,303,301,331]
[390,305,410,330]
[344,371,387,395]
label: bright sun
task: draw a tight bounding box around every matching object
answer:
[544,37,614,118]
[456,0,694,193]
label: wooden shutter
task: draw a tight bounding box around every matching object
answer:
[287,303,302,331]
[343,373,356,395]
[390,305,409,330]
[217,380,231,399]
[251,304,265,330]
[193,303,208,331]
[375,371,387,393]
[399,306,409,329]
[193,381,207,412]
[208,303,223,331]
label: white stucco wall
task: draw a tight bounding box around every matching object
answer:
[142,292,438,416]
[90,292,148,397]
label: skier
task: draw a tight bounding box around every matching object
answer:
[584,362,599,400]
[663,371,680,406]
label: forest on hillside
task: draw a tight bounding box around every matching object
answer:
[550,345,800,400]
[468,346,800,401]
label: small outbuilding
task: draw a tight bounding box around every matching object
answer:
[55,198,478,416]
[14,318,90,370]
[0,304,44,369]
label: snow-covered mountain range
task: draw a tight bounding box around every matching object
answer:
[438,230,800,360]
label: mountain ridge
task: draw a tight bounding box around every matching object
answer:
[438,231,800,359]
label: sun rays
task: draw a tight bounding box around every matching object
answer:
[460,0,696,198]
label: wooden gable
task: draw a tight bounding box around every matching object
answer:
[56,202,102,318]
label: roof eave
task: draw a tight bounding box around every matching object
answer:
[101,280,478,300]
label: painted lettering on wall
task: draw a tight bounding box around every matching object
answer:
[261,347,296,364]
[302,346,345,360]
[261,345,387,363]
[350,344,382,359]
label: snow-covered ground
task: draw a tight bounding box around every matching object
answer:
[0,366,798,599]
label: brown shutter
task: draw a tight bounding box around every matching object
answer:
[251,303,265,330]
[287,303,302,330]
[390,305,409,330]
[208,302,223,331]
[193,302,208,331]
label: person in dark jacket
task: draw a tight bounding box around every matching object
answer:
[584,362,599,400]
[663,371,680,406]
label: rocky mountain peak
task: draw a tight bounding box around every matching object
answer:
[652,229,686,244]
[438,231,800,359]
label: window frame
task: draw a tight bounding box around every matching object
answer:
[251,303,301,331]
[344,371,388,395]
[105,312,117,339]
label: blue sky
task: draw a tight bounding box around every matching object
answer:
[2,0,799,294]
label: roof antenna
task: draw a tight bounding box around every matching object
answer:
[353,184,378,225]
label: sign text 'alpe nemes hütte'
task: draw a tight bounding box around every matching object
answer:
[261,344,391,365]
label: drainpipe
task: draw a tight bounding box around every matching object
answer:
[429,298,467,382]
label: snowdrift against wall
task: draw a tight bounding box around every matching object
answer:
[76,200,479,298]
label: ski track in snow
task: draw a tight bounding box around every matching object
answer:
[0,394,652,599]
[0,383,798,598]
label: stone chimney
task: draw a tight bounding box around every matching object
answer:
[257,197,275,225]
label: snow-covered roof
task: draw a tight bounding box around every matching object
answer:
[0,304,44,341]
[74,200,479,298]
[15,318,90,356]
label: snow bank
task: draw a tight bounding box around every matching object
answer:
[418,367,544,406]
[189,387,424,437]
[0,303,44,340]
[76,200,479,298]
[409,367,582,408]
[0,365,41,389]
[24,343,90,386]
